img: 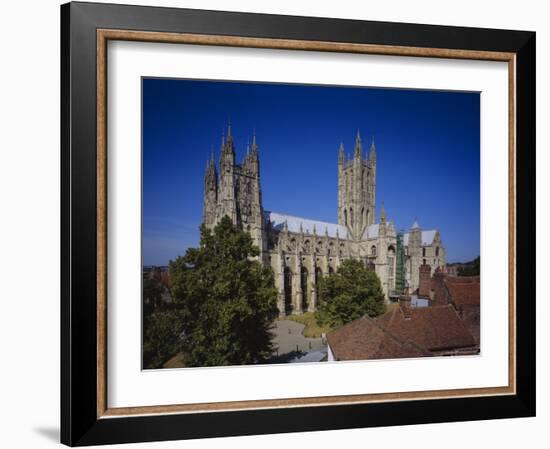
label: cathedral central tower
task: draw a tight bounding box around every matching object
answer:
[337,130,377,240]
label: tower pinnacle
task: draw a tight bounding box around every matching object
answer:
[369,136,376,163]
[338,141,345,164]
[354,129,362,158]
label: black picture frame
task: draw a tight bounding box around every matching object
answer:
[61,1,535,446]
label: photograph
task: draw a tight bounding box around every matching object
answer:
[141,78,481,369]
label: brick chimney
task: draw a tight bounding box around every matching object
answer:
[398,295,411,310]
[418,264,431,298]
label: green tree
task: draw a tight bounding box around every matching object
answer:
[143,310,182,369]
[315,259,385,327]
[169,216,278,367]
[458,256,480,276]
[143,272,164,317]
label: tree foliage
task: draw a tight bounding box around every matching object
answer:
[142,270,180,369]
[143,310,182,369]
[143,273,164,317]
[315,259,385,327]
[458,256,480,277]
[169,216,278,367]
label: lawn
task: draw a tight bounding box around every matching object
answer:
[281,312,333,338]
[385,301,400,313]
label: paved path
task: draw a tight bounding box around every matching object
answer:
[270,320,326,363]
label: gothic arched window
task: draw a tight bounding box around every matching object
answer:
[344,209,348,226]
[422,247,426,257]
[350,208,354,225]
[315,267,322,284]
[435,246,440,257]
[371,245,377,256]
[301,267,309,310]
[284,267,293,314]
[315,267,323,302]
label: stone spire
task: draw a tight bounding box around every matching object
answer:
[369,136,376,164]
[223,121,235,157]
[338,141,345,165]
[250,130,259,176]
[251,130,258,155]
[354,129,362,159]
[380,201,386,224]
[220,123,235,170]
[379,201,387,237]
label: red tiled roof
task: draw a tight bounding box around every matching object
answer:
[445,281,480,307]
[376,305,476,352]
[326,315,430,361]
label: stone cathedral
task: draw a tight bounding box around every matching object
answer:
[203,125,446,316]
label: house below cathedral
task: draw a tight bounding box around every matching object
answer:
[203,124,446,316]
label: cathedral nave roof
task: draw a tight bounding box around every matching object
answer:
[264,210,349,239]
[361,223,380,240]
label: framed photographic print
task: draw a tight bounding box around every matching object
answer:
[60,1,536,446]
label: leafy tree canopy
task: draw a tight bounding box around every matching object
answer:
[143,310,182,369]
[315,259,385,327]
[143,273,164,317]
[458,256,480,277]
[169,216,278,367]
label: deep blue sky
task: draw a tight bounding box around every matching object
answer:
[143,78,480,266]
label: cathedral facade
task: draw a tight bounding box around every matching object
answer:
[203,125,446,316]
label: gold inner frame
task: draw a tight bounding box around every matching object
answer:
[96,29,517,419]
